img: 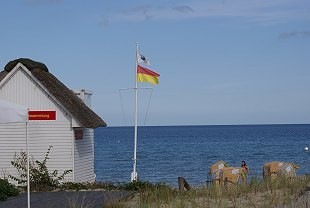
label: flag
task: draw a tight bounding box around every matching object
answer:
[137,53,150,65]
[0,100,28,123]
[137,65,160,85]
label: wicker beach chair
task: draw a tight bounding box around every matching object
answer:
[263,161,300,179]
[209,160,229,185]
[220,167,242,185]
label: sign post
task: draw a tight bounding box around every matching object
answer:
[27,110,56,208]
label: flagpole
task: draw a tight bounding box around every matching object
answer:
[26,120,30,208]
[131,42,139,182]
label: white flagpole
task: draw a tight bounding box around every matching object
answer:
[131,42,139,182]
[26,120,30,208]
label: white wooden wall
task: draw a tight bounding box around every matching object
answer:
[73,89,96,183]
[0,65,76,183]
[0,65,97,184]
[0,68,70,122]
[0,122,74,184]
[74,128,95,182]
[28,121,74,182]
[0,123,27,181]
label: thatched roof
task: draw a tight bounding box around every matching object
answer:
[5,58,49,73]
[0,58,107,128]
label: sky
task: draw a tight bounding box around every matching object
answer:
[0,0,310,126]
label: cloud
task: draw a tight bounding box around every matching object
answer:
[110,4,195,23]
[172,5,195,14]
[279,30,310,38]
[102,0,310,25]
[192,0,309,24]
[121,5,154,21]
[24,0,64,4]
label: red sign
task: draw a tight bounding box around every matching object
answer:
[28,111,56,120]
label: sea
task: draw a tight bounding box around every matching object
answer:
[94,124,310,187]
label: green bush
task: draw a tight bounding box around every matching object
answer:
[0,178,19,201]
[117,180,159,191]
[60,182,89,191]
[9,146,72,191]
[58,181,115,192]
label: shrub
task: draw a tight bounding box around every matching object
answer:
[60,182,89,191]
[9,146,72,191]
[116,180,162,191]
[57,181,136,192]
[0,178,19,201]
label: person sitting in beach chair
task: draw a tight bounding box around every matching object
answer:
[241,160,249,184]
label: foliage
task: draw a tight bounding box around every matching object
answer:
[60,180,170,192]
[9,146,72,191]
[60,182,89,191]
[115,175,310,208]
[0,178,19,201]
[59,181,118,191]
[111,180,171,192]
[118,180,155,191]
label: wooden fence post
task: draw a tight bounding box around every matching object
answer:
[178,177,185,192]
[224,177,228,187]
[178,177,191,191]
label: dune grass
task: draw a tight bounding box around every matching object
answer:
[116,175,310,208]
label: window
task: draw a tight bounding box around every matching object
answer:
[74,128,84,140]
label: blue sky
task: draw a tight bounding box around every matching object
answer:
[1,0,310,126]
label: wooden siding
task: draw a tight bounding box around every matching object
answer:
[74,128,95,182]
[0,64,97,183]
[0,68,70,122]
[0,122,73,184]
[0,123,27,181]
[0,67,74,183]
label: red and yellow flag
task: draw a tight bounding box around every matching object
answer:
[137,65,160,85]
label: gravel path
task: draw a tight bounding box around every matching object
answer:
[0,190,135,208]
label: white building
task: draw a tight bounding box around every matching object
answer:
[0,58,106,183]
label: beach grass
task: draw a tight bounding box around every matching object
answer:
[116,175,310,208]
[3,174,310,207]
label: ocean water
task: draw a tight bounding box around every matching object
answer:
[94,125,310,187]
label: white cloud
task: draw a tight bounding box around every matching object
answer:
[121,5,154,21]
[24,0,64,4]
[173,5,195,14]
[194,0,309,23]
[105,0,309,24]
[279,30,310,39]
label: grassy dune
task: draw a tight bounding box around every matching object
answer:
[110,175,310,208]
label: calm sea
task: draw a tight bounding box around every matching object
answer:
[94,125,310,187]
